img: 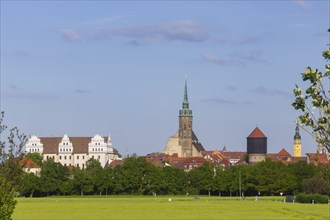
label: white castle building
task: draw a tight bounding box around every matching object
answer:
[25,134,121,168]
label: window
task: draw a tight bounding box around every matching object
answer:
[77,155,79,159]
[77,164,79,167]
[98,155,100,159]
[82,156,85,159]
[69,156,71,159]
[64,156,67,160]
[60,156,62,159]
[47,156,49,159]
[82,164,85,169]
[92,156,94,159]
[64,163,66,166]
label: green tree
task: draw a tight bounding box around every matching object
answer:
[25,152,43,166]
[292,31,330,153]
[188,163,214,195]
[163,166,187,194]
[85,158,103,195]
[72,167,93,196]
[0,112,26,220]
[39,159,68,196]
[0,175,17,220]
[19,173,40,197]
[302,176,330,196]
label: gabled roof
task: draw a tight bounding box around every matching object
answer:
[277,148,291,157]
[247,127,266,138]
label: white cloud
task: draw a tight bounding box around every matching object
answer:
[202,54,243,66]
[60,28,84,42]
[251,86,292,98]
[95,20,209,43]
[293,0,311,9]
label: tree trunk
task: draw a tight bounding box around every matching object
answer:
[81,189,83,196]
[106,188,108,196]
[219,191,221,197]
[208,189,210,196]
[230,191,232,197]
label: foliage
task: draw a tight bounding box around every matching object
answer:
[302,176,330,195]
[292,30,330,153]
[0,175,17,220]
[25,153,43,166]
[39,159,69,196]
[295,193,329,204]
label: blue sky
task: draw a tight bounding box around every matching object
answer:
[1,1,329,156]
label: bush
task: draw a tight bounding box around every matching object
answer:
[295,193,329,204]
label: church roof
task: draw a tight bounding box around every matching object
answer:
[247,127,266,138]
[192,131,205,152]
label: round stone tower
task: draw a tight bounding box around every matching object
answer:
[247,127,267,164]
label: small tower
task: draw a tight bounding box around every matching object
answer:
[293,120,302,157]
[247,127,267,164]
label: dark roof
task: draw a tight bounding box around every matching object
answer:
[247,127,267,138]
[40,136,109,154]
[40,137,62,154]
[192,131,205,152]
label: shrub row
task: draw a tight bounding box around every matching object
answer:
[295,193,329,204]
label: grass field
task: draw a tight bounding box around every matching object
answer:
[12,196,329,220]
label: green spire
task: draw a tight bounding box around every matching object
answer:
[179,78,192,116]
[294,120,301,140]
[182,79,189,109]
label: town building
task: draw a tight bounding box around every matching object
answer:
[25,134,121,168]
[163,80,205,157]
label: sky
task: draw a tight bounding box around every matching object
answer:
[1,1,329,156]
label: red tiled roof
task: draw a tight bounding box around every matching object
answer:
[277,148,291,157]
[307,153,329,165]
[247,127,266,138]
[19,157,41,169]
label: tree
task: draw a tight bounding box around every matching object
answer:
[0,112,27,220]
[19,173,40,197]
[302,176,330,196]
[39,159,68,196]
[292,31,330,153]
[25,152,43,166]
[0,175,17,220]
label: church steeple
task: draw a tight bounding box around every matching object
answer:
[180,79,192,116]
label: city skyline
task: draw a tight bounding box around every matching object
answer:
[1,1,329,156]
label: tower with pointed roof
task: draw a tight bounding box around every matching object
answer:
[179,79,193,157]
[247,127,267,164]
[293,120,302,157]
[163,79,205,157]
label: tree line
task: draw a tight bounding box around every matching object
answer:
[17,153,330,197]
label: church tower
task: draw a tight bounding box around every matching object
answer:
[163,79,205,157]
[293,120,302,157]
[179,80,193,157]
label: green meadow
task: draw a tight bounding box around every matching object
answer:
[13,196,329,220]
